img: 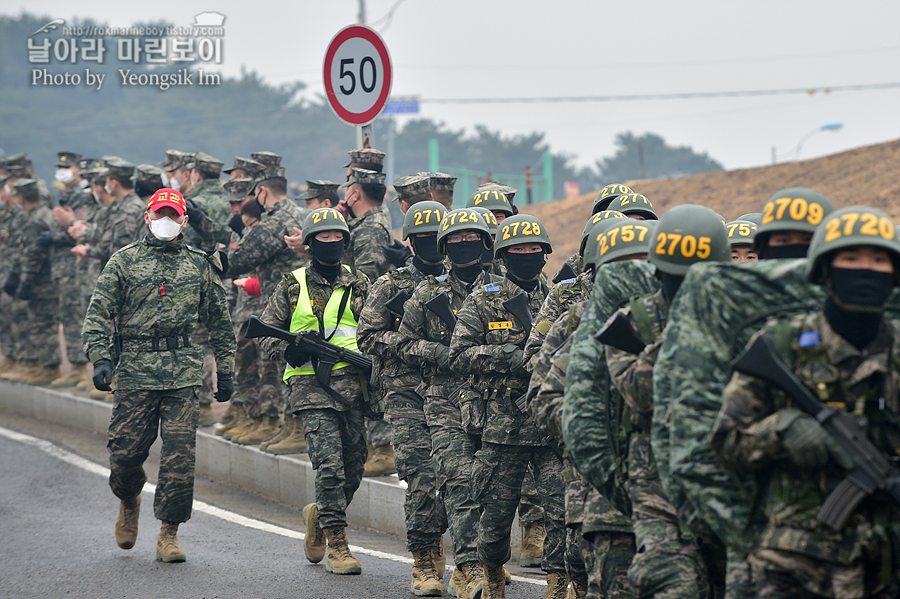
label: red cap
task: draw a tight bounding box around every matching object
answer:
[146,188,187,215]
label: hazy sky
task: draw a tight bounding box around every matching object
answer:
[11,0,900,172]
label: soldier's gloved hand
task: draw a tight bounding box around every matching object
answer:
[382,240,413,268]
[16,281,33,301]
[777,408,853,470]
[3,272,20,296]
[214,373,234,403]
[36,230,55,248]
[184,204,207,230]
[284,345,311,368]
[503,343,526,373]
[228,214,245,237]
[92,359,113,391]
[435,343,451,369]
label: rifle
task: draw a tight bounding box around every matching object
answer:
[595,312,647,355]
[503,292,533,332]
[385,289,410,317]
[552,261,577,284]
[425,292,457,344]
[731,333,900,530]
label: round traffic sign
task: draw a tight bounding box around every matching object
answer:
[323,25,393,126]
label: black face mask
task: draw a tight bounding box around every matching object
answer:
[446,240,482,268]
[767,244,808,259]
[828,266,895,312]
[248,196,265,215]
[658,271,684,303]
[310,238,345,282]
[504,251,545,283]
[411,235,443,266]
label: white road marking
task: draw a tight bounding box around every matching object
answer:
[0,425,543,586]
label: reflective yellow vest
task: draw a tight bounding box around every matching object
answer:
[283,266,359,382]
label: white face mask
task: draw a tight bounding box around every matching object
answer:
[169,176,180,192]
[55,168,74,184]
[148,215,184,242]
[104,183,113,196]
[92,189,101,204]
[160,172,169,187]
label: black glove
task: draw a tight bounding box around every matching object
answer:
[382,240,413,268]
[227,214,245,237]
[16,281,33,301]
[3,272,20,296]
[185,204,206,231]
[284,345,311,368]
[92,359,113,391]
[36,230,55,248]
[435,344,451,370]
[777,408,853,470]
[214,373,234,403]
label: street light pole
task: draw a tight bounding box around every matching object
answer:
[772,122,843,164]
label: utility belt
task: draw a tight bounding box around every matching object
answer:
[121,334,192,352]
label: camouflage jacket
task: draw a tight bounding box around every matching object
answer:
[712,311,900,573]
[398,270,488,427]
[84,193,146,268]
[186,179,229,250]
[82,235,235,390]
[525,271,592,366]
[19,204,56,288]
[345,203,393,283]
[0,203,23,278]
[231,270,265,326]
[450,276,547,445]
[227,198,308,300]
[258,265,369,411]
[49,187,92,281]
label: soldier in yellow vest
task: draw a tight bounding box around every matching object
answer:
[257,207,370,575]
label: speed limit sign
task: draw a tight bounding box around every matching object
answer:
[323,25,393,126]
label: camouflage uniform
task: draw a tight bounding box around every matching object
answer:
[450,276,567,574]
[82,235,235,522]
[258,266,370,530]
[19,203,61,367]
[1,202,28,361]
[712,312,900,598]
[83,192,146,269]
[524,269,593,366]
[52,183,93,364]
[357,265,448,551]
[232,275,282,419]
[185,178,228,250]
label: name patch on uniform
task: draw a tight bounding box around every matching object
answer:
[485,285,501,292]
[435,275,448,282]
[560,278,577,285]
[489,321,513,330]
[799,332,820,347]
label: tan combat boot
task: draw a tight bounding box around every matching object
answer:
[224,415,258,440]
[4,360,37,381]
[22,364,61,385]
[431,539,446,578]
[115,495,141,549]
[260,415,292,449]
[483,565,506,599]
[449,566,471,598]
[233,415,281,445]
[411,547,443,596]
[362,444,397,477]
[218,401,241,426]
[569,577,588,599]
[544,572,568,599]
[50,362,88,387]
[302,503,326,563]
[156,521,186,562]
[0,356,17,374]
[460,561,486,599]
[264,418,308,455]
[520,520,545,567]
[323,526,361,574]
[198,403,216,427]
[216,409,250,437]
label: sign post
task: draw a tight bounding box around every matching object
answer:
[323,25,393,148]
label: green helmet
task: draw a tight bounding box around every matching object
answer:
[437,208,493,254]
[301,207,349,246]
[585,219,654,273]
[806,206,900,285]
[753,188,835,256]
[649,204,729,275]
[580,210,627,255]
[471,206,499,236]
[467,188,513,216]
[402,201,447,240]
[605,193,658,220]
[494,214,552,254]
[591,183,633,214]
[737,212,763,226]
[726,220,758,247]
[477,182,517,204]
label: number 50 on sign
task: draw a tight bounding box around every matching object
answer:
[323,25,393,126]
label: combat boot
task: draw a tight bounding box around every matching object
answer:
[362,444,397,477]
[0,358,22,379]
[218,401,241,426]
[520,520,545,567]
[483,565,506,599]
[302,503,326,563]
[4,360,37,381]
[115,495,140,549]
[264,418,308,455]
[232,415,281,445]
[76,376,93,390]
[224,415,258,440]
[22,364,61,385]
[50,362,88,387]
[460,561,486,599]
[568,577,588,599]
[216,409,250,437]
[198,403,216,427]
[156,521,186,562]
[260,415,292,449]
[0,356,16,374]
[90,387,114,402]
[503,566,512,584]
[411,547,443,596]
[543,572,568,599]
[323,526,361,574]
[449,566,471,598]
[431,538,446,578]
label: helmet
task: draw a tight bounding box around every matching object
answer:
[494,214,552,254]
[648,204,729,275]
[806,206,900,285]
[605,193,657,220]
[591,183,633,214]
[402,201,447,240]
[753,188,835,255]
[737,212,763,226]
[467,188,513,216]
[300,207,350,246]
[477,182,517,204]
[437,208,493,254]
[580,210,627,255]
[584,220,654,273]
[471,206,499,236]
[726,220,757,247]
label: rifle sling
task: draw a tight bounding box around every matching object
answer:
[312,283,354,406]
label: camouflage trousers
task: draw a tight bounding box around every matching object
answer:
[365,416,393,448]
[626,433,710,599]
[54,267,88,364]
[430,422,482,565]
[567,526,587,581]
[472,442,566,572]
[392,411,447,551]
[22,291,60,366]
[107,386,199,523]
[298,407,367,529]
[234,320,283,418]
[0,292,24,358]
[725,550,754,599]
[580,529,637,599]
[519,466,545,527]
